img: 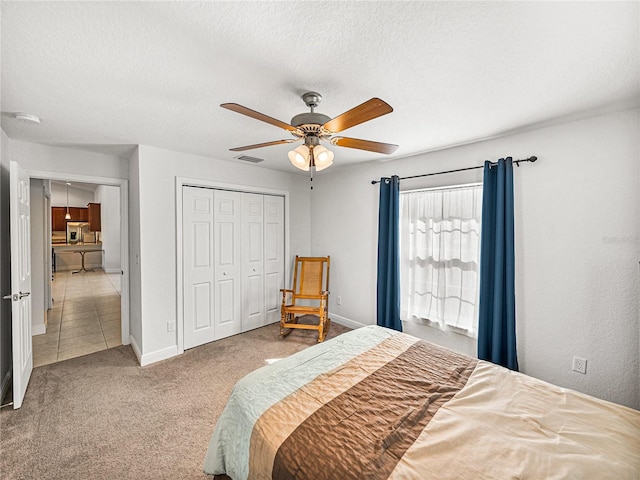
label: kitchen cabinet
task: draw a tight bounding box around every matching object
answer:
[87,203,101,231]
[71,207,88,222]
[51,207,67,231]
[51,206,88,231]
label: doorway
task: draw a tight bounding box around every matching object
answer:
[25,172,129,369]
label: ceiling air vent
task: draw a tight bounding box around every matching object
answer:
[235,155,264,164]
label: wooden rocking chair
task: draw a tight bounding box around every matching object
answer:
[280,256,330,342]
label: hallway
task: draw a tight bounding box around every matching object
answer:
[32,269,122,366]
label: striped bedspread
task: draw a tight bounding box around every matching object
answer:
[203,326,640,479]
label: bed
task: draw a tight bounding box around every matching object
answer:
[203,325,640,479]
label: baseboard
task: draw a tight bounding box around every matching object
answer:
[104,268,121,274]
[329,313,369,330]
[139,345,178,367]
[129,335,142,364]
[32,323,46,336]
[1,368,11,404]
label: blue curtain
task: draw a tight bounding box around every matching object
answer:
[478,158,518,370]
[376,176,402,331]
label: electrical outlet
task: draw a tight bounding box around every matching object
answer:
[167,321,176,332]
[337,296,342,306]
[572,356,587,374]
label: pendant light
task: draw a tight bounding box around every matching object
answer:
[65,182,71,220]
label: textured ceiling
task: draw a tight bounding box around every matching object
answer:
[1,1,638,173]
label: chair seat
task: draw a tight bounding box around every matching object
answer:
[283,305,323,314]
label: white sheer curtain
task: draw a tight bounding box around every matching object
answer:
[400,185,482,336]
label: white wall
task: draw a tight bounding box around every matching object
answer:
[311,108,640,409]
[133,145,310,363]
[94,185,121,272]
[10,141,129,180]
[49,182,95,210]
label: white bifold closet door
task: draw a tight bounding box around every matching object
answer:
[241,193,264,332]
[183,187,216,349]
[183,186,284,349]
[263,195,285,324]
[213,190,243,340]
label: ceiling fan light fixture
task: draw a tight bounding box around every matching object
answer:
[313,145,334,171]
[288,145,310,171]
[224,92,397,172]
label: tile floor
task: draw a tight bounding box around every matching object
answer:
[32,268,122,367]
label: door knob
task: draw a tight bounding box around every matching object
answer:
[2,292,30,301]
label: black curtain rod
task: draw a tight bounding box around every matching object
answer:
[371,156,537,185]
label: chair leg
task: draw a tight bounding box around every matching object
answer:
[317,312,327,342]
[280,309,286,337]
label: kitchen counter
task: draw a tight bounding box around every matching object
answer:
[53,243,103,251]
[52,243,103,273]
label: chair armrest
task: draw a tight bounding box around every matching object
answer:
[280,289,293,305]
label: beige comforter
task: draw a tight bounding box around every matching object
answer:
[204,326,640,479]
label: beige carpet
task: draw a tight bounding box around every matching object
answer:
[0,318,350,480]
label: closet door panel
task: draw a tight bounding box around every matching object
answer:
[242,193,265,332]
[183,187,216,349]
[214,190,242,339]
[264,195,285,324]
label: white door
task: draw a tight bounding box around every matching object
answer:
[8,161,33,409]
[213,190,242,339]
[241,193,264,332]
[264,195,285,324]
[182,187,216,349]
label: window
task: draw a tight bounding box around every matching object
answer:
[399,184,482,337]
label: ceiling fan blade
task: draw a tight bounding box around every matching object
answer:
[330,136,399,155]
[322,98,393,133]
[229,139,298,152]
[221,103,299,133]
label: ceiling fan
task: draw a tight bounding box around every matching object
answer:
[221,92,399,171]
